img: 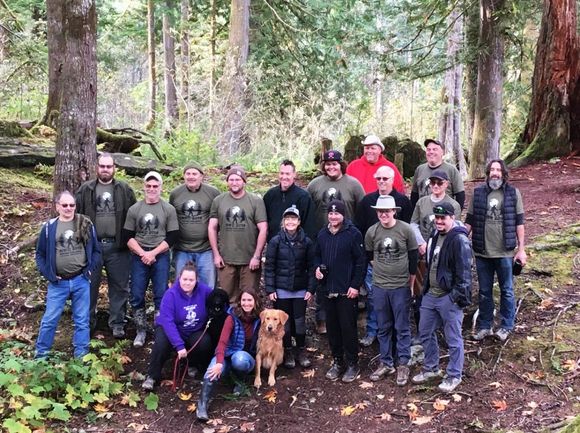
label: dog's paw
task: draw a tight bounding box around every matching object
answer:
[268,377,276,387]
[253,378,262,389]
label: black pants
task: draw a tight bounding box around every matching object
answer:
[323,296,358,366]
[147,326,213,381]
[275,297,307,348]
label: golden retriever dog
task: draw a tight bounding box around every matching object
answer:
[254,309,289,389]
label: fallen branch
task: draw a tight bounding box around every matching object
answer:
[552,303,578,343]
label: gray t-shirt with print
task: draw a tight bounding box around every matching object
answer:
[124,200,179,249]
[55,220,87,275]
[95,182,116,239]
[411,195,461,243]
[428,234,447,297]
[412,162,464,199]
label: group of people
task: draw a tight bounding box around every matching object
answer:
[34,135,527,416]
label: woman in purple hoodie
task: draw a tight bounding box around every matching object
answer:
[142,262,213,390]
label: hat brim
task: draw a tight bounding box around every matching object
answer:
[371,205,402,211]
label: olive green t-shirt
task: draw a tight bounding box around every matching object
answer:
[210,192,267,265]
[170,183,220,252]
[365,220,418,289]
[428,234,447,297]
[412,162,464,199]
[124,200,179,249]
[95,182,116,239]
[467,188,524,258]
[411,195,461,242]
[307,174,365,231]
[55,220,87,275]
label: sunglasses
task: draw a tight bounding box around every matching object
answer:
[145,184,160,189]
[59,203,76,208]
[430,180,445,186]
[98,164,114,169]
[375,177,391,181]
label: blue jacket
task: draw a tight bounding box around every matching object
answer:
[35,215,101,283]
[155,279,213,351]
[424,225,472,308]
[224,306,261,357]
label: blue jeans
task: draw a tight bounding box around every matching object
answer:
[130,251,170,310]
[364,265,377,337]
[204,350,256,382]
[36,274,90,358]
[174,249,216,289]
[372,285,411,366]
[419,293,464,379]
[475,257,514,331]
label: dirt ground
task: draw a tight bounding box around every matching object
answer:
[1,159,579,433]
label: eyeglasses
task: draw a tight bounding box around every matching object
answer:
[375,177,391,181]
[434,215,448,220]
[430,180,445,186]
[377,209,395,214]
[98,164,114,169]
[145,184,160,189]
[59,203,76,208]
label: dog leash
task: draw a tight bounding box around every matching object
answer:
[171,318,212,392]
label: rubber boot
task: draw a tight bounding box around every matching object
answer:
[133,308,147,348]
[283,347,296,369]
[196,379,216,422]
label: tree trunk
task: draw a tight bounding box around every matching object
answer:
[209,0,217,121]
[464,1,479,146]
[510,0,580,166]
[180,0,190,127]
[163,0,178,134]
[42,0,65,128]
[145,0,156,130]
[53,0,97,196]
[216,0,251,155]
[468,0,506,179]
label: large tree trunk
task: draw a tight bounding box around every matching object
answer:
[53,0,97,196]
[510,0,580,166]
[209,0,217,121]
[468,0,506,179]
[144,0,156,130]
[463,2,479,147]
[163,0,178,134]
[42,0,65,128]
[216,0,251,155]
[180,0,190,127]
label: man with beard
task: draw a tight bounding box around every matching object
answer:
[346,135,405,194]
[263,159,316,242]
[169,162,220,287]
[411,139,465,210]
[123,171,179,348]
[465,159,527,342]
[208,166,268,303]
[412,202,472,393]
[307,150,365,334]
[75,153,136,338]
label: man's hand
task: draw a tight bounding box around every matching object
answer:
[315,267,324,280]
[346,287,359,299]
[304,292,312,302]
[514,250,527,267]
[213,253,225,269]
[269,292,277,301]
[141,251,157,265]
[249,256,261,271]
[177,348,187,359]
[418,243,427,256]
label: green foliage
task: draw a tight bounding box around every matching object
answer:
[143,392,159,411]
[0,336,130,432]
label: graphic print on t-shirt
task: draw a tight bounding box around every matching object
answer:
[57,230,82,254]
[97,191,115,213]
[225,206,247,230]
[323,187,342,203]
[139,213,160,233]
[182,199,202,219]
[183,304,199,328]
[377,237,403,260]
[487,198,502,221]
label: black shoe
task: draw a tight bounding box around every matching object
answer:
[296,348,311,368]
[283,347,296,369]
[325,359,345,381]
[341,364,360,383]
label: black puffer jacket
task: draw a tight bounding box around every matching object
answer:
[264,228,316,294]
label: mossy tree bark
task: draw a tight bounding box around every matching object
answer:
[145,0,156,131]
[53,0,97,196]
[163,0,179,135]
[42,0,65,129]
[509,0,580,166]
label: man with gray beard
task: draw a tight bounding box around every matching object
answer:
[465,160,527,342]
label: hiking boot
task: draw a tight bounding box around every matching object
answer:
[325,359,345,381]
[396,365,410,386]
[283,348,296,369]
[438,376,462,393]
[495,328,510,342]
[141,376,155,390]
[369,363,396,381]
[473,328,493,341]
[342,364,360,383]
[187,366,198,379]
[316,320,327,335]
[133,330,147,348]
[411,369,443,384]
[359,334,376,347]
[112,325,125,339]
[296,348,311,368]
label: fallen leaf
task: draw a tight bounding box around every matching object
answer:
[207,418,223,426]
[127,423,148,432]
[451,393,462,402]
[376,394,385,400]
[239,421,255,432]
[387,397,394,403]
[120,354,132,364]
[178,392,192,401]
[354,401,369,410]
[433,398,450,411]
[412,415,433,425]
[407,402,419,412]
[492,400,508,411]
[263,389,277,403]
[377,412,392,421]
[562,359,578,372]
[186,402,197,413]
[526,336,536,341]
[94,403,109,413]
[301,369,315,379]
[161,379,174,387]
[314,353,325,360]
[522,409,534,416]
[359,381,374,389]
[527,401,538,409]
[128,370,146,381]
[539,298,554,309]
[529,355,537,362]
[488,381,502,389]
[341,405,356,416]
[95,333,105,340]
[305,347,318,352]
[217,425,233,433]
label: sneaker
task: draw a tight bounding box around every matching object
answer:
[359,334,376,347]
[316,321,327,335]
[112,325,125,339]
[369,363,396,382]
[473,328,493,341]
[325,361,345,381]
[396,365,410,386]
[495,328,510,342]
[296,349,311,368]
[411,369,443,384]
[438,376,462,393]
[233,382,245,396]
[187,367,198,379]
[283,348,296,369]
[133,330,147,348]
[141,376,155,390]
[342,365,360,383]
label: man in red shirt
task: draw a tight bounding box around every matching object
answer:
[346,135,405,194]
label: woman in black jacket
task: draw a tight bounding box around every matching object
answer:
[265,206,316,369]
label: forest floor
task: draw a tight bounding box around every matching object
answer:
[0,159,579,433]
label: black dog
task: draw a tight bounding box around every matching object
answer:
[205,288,229,350]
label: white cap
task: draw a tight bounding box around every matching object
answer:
[144,171,163,184]
[362,135,385,151]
